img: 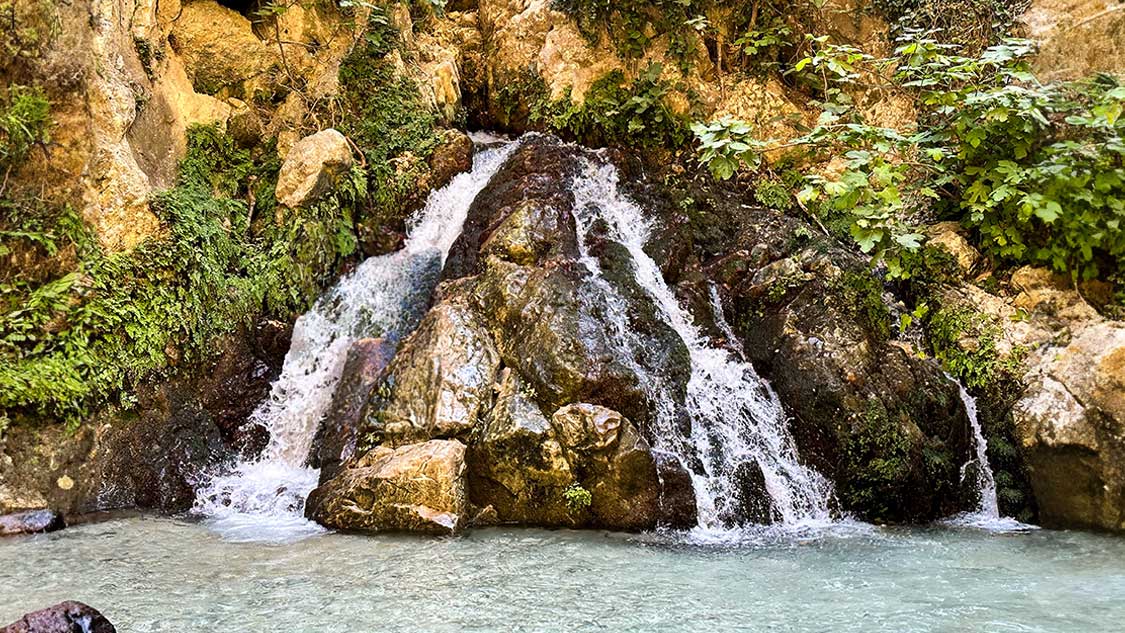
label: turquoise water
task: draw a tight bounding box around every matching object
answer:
[2,518,1124,631]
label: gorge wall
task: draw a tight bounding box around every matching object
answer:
[2,0,1125,533]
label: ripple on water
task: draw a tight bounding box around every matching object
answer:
[2,517,1125,632]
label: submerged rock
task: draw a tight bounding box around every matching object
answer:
[0,510,64,537]
[306,439,469,534]
[0,601,115,633]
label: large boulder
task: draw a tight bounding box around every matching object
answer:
[1,601,115,633]
[1014,322,1125,530]
[275,129,354,208]
[362,301,500,447]
[711,234,974,522]
[305,439,469,534]
[320,137,698,531]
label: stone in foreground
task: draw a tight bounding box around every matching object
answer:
[0,510,64,537]
[1,601,115,633]
[306,439,468,534]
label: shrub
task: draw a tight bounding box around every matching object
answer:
[564,483,593,511]
[692,34,1125,282]
[0,85,50,177]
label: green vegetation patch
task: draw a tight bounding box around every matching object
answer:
[0,125,362,425]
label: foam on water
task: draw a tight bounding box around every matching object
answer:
[192,137,519,542]
[569,155,835,531]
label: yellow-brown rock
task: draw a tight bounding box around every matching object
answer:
[306,440,469,534]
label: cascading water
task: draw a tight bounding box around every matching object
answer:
[192,137,519,542]
[958,384,1000,519]
[946,384,1033,531]
[568,155,835,533]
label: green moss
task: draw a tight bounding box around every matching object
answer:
[754,178,793,211]
[564,483,593,511]
[831,271,892,343]
[336,22,443,252]
[0,125,362,425]
[840,399,912,521]
[0,84,50,175]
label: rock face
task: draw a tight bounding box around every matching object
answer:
[0,510,65,537]
[645,176,977,524]
[306,439,469,534]
[169,1,279,94]
[1022,0,1125,80]
[0,601,115,633]
[310,137,697,532]
[1,326,288,516]
[275,129,354,208]
[937,267,1125,531]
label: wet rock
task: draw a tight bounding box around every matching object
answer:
[275,129,354,208]
[466,370,577,525]
[705,203,974,523]
[0,601,115,633]
[444,137,582,279]
[1,329,285,515]
[550,403,692,531]
[0,510,65,537]
[362,301,500,446]
[469,260,650,421]
[937,268,1125,531]
[306,439,469,534]
[311,338,397,484]
[428,132,474,187]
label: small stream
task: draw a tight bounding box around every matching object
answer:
[3,517,1124,632]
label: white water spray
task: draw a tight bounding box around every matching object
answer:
[958,383,1000,519]
[192,138,518,542]
[569,156,835,532]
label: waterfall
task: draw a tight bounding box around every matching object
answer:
[957,384,1000,519]
[944,378,1034,531]
[192,137,518,542]
[569,156,835,532]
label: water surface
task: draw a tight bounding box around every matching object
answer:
[2,518,1122,632]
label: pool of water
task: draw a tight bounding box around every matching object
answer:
[2,517,1123,632]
